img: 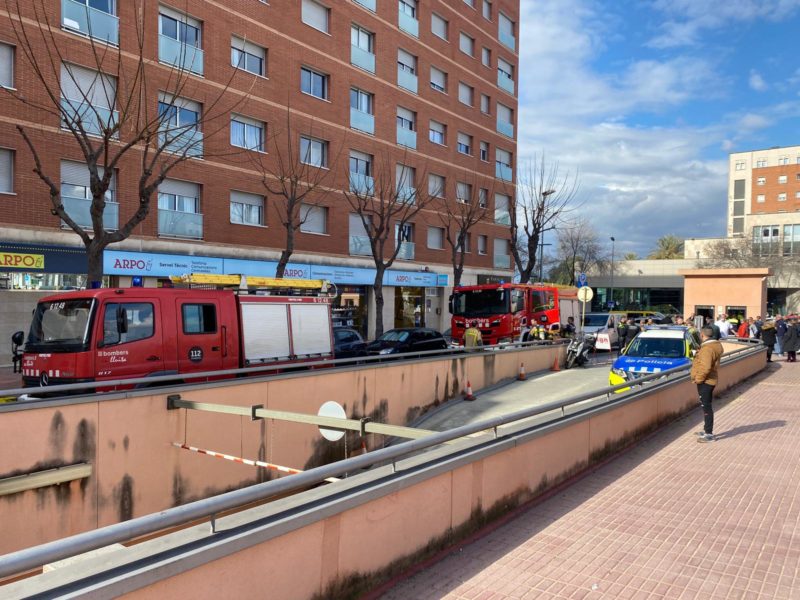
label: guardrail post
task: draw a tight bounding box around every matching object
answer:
[166,394,181,410]
[251,404,264,421]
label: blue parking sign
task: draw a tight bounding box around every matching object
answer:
[578,273,588,288]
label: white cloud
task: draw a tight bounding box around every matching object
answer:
[749,70,768,91]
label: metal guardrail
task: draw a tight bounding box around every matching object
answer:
[0,340,763,579]
[0,338,567,399]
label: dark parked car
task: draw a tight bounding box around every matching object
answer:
[366,328,449,356]
[333,327,368,359]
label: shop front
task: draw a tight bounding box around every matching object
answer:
[0,243,92,290]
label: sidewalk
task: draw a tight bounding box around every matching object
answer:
[377,360,798,599]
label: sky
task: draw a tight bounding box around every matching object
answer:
[517,0,800,258]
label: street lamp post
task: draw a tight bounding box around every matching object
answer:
[538,189,556,282]
[609,236,616,309]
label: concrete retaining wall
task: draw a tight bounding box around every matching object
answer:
[0,343,564,555]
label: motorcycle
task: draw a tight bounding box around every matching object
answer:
[565,332,596,369]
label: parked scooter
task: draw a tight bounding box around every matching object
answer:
[565,332,596,369]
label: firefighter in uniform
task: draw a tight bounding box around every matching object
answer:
[464,320,483,348]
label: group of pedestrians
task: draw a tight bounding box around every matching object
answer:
[704,312,798,363]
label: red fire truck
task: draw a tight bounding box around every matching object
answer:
[12,275,335,389]
[449,283,580,345]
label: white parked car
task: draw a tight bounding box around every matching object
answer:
[581,313,622,351]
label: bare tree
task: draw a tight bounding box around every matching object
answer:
[698,236,800,288]
[509,154,579,284]
[436,170,492,288]
[551,218,606,286]
[3,1,245,284]
[250,107,344,278]
[343,154,434,337]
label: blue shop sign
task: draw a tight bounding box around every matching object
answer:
[104,250,223,277]
[0,242,87,274]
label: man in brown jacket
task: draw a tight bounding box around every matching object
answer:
[690,327,724,443]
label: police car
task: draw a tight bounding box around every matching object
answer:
[609,326,699,387]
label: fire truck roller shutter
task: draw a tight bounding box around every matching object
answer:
[290,304,333,356]
[240,303,291,362]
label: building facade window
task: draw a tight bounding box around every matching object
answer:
[300,204,328,234]
[351,24,373,52]
[457,132,472,155]
[459,32,474,56]
[61,62,117,136]
[349,150,372,175]
[456,181,472,203]
[477,234,487,255]
[756,158,767,168]
[427,226,445,249]
[301,66,328,99]
[428,173,445,198]
[480,141,489,161]
[430,66,447,92]
[480,93,490,114]
[396,106,415,131]
[429,120,446,145]
[431,13,448,40]
[230,115,265,151]
[756,194,765,203]
[483,0,492,19]
[778,156,789,165]
[478,188,488,207]
[230,191,265,226]
[779,175,788,184]
[778,192,787,201]
[481,47,491,67]
[399,0,417,18]
[734,160,746,171]
[0,148,12,193]
[158,94,202,156]
[458,81,474,105]
[300,136,328,167]
[757,177,765,185]
[231,36,266,76]
[302,0,330,33]
[350,88,373,114]
[0,43,13,88]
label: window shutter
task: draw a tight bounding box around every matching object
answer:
[430,120,445,135]
[349,213,369,237]
[0,43,13,88]
[301,204,326,233]
[427,227,443,249]
[458,82,472,104]
[498,57,513,76]
[457,132,470,147]
[302,0,329,32]
[232,36,265,60]
[398,48,416,70]
[499,13,514,36]
[496,148,511,164]
[430,67,446,89]
[231,190,263,206]
[160,178,199,198]
[497,103,512,122]
[494,238,509,256]
[397,106,415,123]
[0,149,12,192]
[431,14,447,38]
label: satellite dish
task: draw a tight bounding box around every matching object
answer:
[318,401,347,442]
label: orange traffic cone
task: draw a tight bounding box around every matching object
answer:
[464,380,476,401]
[550,354,561,372]
[518,362,527,381]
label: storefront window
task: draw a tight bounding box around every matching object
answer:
[395,287,425,328]
[2,272,109,290]
[332,285,368,336]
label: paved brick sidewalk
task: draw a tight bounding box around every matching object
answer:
[378,362,799,599]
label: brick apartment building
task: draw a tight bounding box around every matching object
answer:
[0,0,519,337]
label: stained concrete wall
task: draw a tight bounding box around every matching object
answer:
[0,343,564,555]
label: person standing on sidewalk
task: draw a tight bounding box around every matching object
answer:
[616,317,630,356]
[691,327,724,443]
[783,318,799,362]
[760,320,777,363]
[775,315,787,357]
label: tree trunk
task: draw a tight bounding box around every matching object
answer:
[373,266,386,338]
[275,250,290,278]
[86,239,105,287]
[453,264,463,288]
[276,207,297,278]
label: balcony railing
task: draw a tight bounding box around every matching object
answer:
[159,35,204,76]
[349,235,373,256]
[397,127,417,149]
[499,30,516,52]
[397,186,416,204]
[497,119,514,138]
[61,98,118,137]
[61,196,118,230]
[398,10,419,37]
[397,69,418,94]
[494,254,511,269]
[496,163,513,182]
[396,241,415,260]
[351,45,375,73]
[354,0,376,10]
[349,172,375,196]
[350,108,375,135]
[159,127,204,158]
[494,210,511,226]
[498,72,515,95]
[62,0,119,45]
[158,209,203,239]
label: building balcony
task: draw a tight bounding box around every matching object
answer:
[397,127,416,150]
[497,72,515,95]
[349,235,373,256]
[350,108,375,135]
[397,69,418,94]
[354,0,376,10]
[159,35,204,76]
[499,30,516,52]
[61,98,118,137]
[158,209,203,239]
[494,254,511,269]
[159,127,204,158]
[496,163,513,182]
[494,209,511,226]
[349,172,375,196]
[397,186,416,204]
[497,119,514,138]
[398,10,419,37]
[61,196,118,230]
[396,241,415,260]
[351,45,375,73]
[61,0,119,45]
